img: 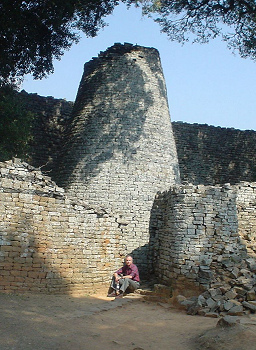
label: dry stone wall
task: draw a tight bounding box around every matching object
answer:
[1,43,256,297]
[54,43,180,270]
[237,183,256,257]
[0,44,181,293]
[150,182,256,314]
[172,122,256,185]
[2,158,256,300]
[0,159,134,294]
[17,90,73,175]
[15,95,256,189]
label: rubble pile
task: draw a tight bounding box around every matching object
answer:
[177,257,256,317]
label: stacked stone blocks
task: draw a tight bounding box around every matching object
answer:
[0,159,129,294]
[55,43,180,270]
[150,182,256,315]
[1,43,256,301]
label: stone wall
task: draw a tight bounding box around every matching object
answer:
[172,122,256,185]
[1,43,256,296]
[150,182,256,295]
[2,158,256,296]
[18,90,73,175]
[18,94,256,187]
[237,183,256,257]
[0,159,138,294]
[0,44,181,293]
[14,90,256,189]
[54,43,180,270]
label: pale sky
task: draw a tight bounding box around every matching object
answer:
[22,3,256,131]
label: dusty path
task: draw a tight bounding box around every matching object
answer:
[0,292,255,350]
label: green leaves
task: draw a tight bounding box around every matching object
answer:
[0,86,34,161]
[0,0,118,83]
[139,0,256,59]
[1,0,256,85]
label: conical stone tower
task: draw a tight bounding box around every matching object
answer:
[57,43,180,272]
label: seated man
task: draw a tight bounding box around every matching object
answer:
[107,255,140,298]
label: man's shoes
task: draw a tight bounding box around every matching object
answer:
[115,292,123,299]
[107,291,117,297]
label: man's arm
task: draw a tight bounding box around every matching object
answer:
[113,272,120,282]
[114,268,133,282]
[114,271,132,281]
[113,266,125,282]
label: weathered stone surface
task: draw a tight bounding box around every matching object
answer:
[224,300,236,312]
[151,180,256,316]
[198,267,213,282]
[1,44,256,302]
[172,122,256,186]
[187,302,202,315]
[55,43,180,272]
[176,295,187,303]
[224,290,237,300]
[245,258,256,272]
[197,295,207,306]
[204,312,219,318]
[242,301,256,312]
[248,301,256,307]
[233,287,247,297]
[230,267,239,279]
[227,305,244,316]
[217,316,241,327]
[206,298,217,309]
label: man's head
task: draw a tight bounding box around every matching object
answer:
[125,255,133,266]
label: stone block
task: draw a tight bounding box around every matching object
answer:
[246,289,256,301]
[224,290,237,300]
[217,316,240,327]
[227,304,244,316]
[242,301,256,312]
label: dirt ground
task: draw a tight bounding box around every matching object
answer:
[1,291,256,350]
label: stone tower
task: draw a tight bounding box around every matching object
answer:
[57,43,180,271]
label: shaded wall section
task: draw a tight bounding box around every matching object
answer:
[172,122,256,185]
[17,90,73,175]
[15,96,256,188]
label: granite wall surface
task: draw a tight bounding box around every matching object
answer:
[54,43,180,270]
[1,43,256,295]
[0,159,133,294]
[172,122,256,185]
[150,182,256,297]
[0,44,180,293]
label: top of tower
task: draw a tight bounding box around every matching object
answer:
[98,42,159,58]
[83,43,160,74]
